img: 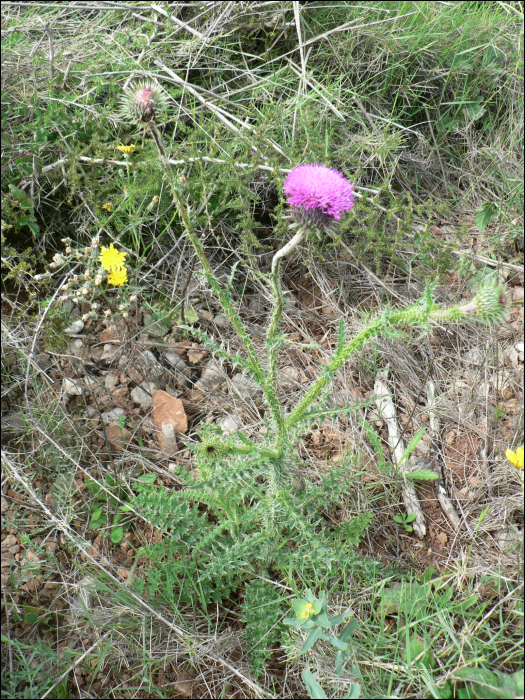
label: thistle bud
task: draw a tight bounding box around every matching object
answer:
[459,281,510,324]
[119,81,168,123]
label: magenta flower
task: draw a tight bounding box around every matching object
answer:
[284,164,354,232]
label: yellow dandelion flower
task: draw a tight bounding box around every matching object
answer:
[117,144,136,154]
[506,446,524,489]
[107,268,128,286]
[98,243,127,272]
[102,202,113,212]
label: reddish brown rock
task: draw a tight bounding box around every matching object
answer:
[152,391,188,435]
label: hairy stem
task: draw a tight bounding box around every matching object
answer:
[266,227,308,450]
[285,297,494,430]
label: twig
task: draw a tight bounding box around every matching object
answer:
[374,368,426,539]
[427,379,461,530]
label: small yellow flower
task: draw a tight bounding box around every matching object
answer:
[506,446,524,489]
[102,202,113,212]
[107,268,128,286]
[117,144,136,154]
[298,603,314,620]
[506,446,524,469]
[98,243,127,272]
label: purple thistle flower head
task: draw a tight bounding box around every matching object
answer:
[284,164,354,233]
[119,81,168,123]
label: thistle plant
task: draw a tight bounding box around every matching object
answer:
[120,82,510,646]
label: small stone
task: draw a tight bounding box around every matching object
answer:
[214,314,230,329]
[86,405,97,418]
[230,373,259,399]
[187,347,207,364]
[100,407,125,423]
[2,534,17,549]
[99,328,116,343]
[106,423,130,452]
[512,287,524,303]
[278,366,302,389]
[158,423,178,454]
[437,532,448,545]
[64,320,85,335]
[445,429,457,445]
[216,415,241,435]
[62,378,83,396]
[68,339,85,357]
[130,383,155,408]
[247,295,265,314]
[104,373,119,390]
[195,359,226,392]
[1,497,8,514]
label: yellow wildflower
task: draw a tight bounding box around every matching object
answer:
[102,202,113,212]
[117,144,136,154]
[298,603,314,620]
[98,243,127,272]
[506,446,524,489]
[107,268,128,286]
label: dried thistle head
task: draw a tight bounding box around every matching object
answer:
[119,81,168,123]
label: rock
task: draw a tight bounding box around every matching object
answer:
[86,405,97,418]
[195,359,226,392]
[152,390,188,434]
[512,287,524,303]
[278,366,302,389]
[164,351,192,387]
[64,320,85,335]
[2,534,17,549]
[135,350,165,380]
[142,314,167,339]
[217,414,241,435]
[130,383,156,408]
[158,423,178,454]
[230,373,259,399]
[247,295,265,314]
[1,412,26,435]
[214,314,230,329]
[104,373,119,390]
[33,353,52,371]
[99,328,117,343]
[187,346,207,364]
[100,407,125,423]
[68,339,85,357]
[100,344,120,363]
[63,378,83,396]
[106,423,130,452]
[199,310,214,322]
[464,346,482,366]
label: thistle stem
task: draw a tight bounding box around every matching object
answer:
[148,123,265,383]
[265,227,308,450]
